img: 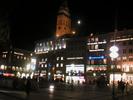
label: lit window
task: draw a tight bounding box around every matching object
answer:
[45,58,47,61]
[4,66,7,70]
[103,59,107,64]
[40,43,42,46]
[2,54,6,58]
[95,37,98,41]
[117,65,121,69]
[12,66,15,70]
[91,60,94,64]
[95,45,98,49]
[41,64,44,67]
[123,57,127,60]
[20,67,22,71]
[122,57,127,62]
[61,63,63,67]
[1,65,4,70]
[56,63,59,67]
[55,46,57,50]
[17,56,19,59]
[45,64,47,67]
[91,38,94,41]
[21,56,23,59]
[91,45,94,49]
[16,67,18,71]
[117,57,121,61]
[59,45,62,49]
[57,57,59,61]
[24,57,26,60]
[42,58,44,61]
[61,57,63,60]
[111,65,114,69]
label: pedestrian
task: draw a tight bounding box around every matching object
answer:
[25,77,31,98]
[125,82,129,95]
[120,80,125,96]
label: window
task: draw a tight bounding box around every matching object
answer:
[57,57,59,61]
[61,57,63,60]
[123,49,126,54]
[128,41,132,45]
[45,64,47,68]
[129,58,133,61]
[117,57,121,61]
[40,43,42,46]
[95,45,98,49]
[61,63,63,67]
[103,59,107,64]
[122,57,127,62]
[56,63,59,67]
[24,57,26,60]
[91,60,94,64]
[45,58,47,61]
[17,56,20,59]
[41,64,44,67]
[129,49,133,54]
[95,37,98,42]
[42,58,44,61]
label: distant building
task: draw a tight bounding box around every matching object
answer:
[34,35,86,84]
[0,48,35,78]
[34,1,133,85]
[86,33,109,84]
[107,29,133,84]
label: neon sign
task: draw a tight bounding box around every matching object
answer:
[89,56,104,60]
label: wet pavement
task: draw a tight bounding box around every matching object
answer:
[0,84,133,100]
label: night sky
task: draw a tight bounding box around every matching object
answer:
[1,0,133,51]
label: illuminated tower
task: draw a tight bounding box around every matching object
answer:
[56,0,72,37]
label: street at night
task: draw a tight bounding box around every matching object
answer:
[0,0,133,100]
[0,84,133,100]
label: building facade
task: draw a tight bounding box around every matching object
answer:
[0,48,35,78]
[34,35,87,84]
[108,29,133,85]
[34,1,133,85]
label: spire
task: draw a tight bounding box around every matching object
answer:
[58,0,70,17]
[56,0,72,37]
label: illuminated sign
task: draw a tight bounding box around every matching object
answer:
[89,56,104,60]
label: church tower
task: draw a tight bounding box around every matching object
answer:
[56,0,72,37]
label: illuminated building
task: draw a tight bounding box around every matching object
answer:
[86,33,108,83]
[35,36,86,84]
[0,48,35,78]
[56,0,72,37]
[108,29,133,85]
[34,1,133,85]
[34,1,86,84]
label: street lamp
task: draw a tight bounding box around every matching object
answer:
[109,45,119,100]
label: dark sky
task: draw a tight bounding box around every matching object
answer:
[1,0,133,51]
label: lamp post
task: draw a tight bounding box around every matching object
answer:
[109,45,119,100]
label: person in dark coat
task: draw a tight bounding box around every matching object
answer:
[25,78,31,97]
